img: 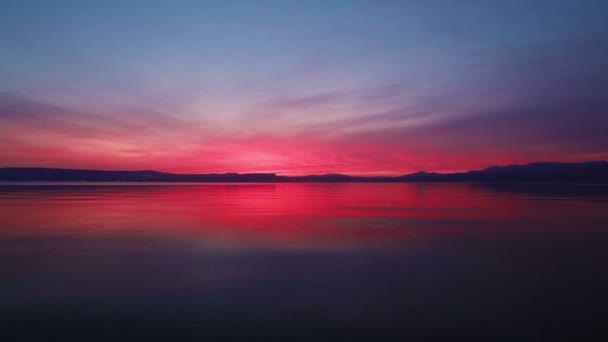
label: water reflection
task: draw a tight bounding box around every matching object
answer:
[1,183,608,340]
[2,183,606,244]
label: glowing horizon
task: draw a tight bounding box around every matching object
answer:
[2,1,607,175]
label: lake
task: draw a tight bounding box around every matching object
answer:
[1,182,608,341]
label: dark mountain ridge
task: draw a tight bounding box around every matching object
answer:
[0,161,607,183]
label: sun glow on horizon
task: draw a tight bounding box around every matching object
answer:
[1,1,607,173]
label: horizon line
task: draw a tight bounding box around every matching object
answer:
[1,160,607,178]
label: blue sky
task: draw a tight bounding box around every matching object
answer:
[1,0,607,174]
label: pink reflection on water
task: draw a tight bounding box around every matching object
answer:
[0,183,606,249]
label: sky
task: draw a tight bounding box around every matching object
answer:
[1,0,607,175]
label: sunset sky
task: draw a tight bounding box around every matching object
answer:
[1,0,607,175]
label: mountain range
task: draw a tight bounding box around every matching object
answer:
[0,161,607,183]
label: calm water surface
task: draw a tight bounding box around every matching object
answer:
[1,183,608,340]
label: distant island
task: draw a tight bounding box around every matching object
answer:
[1,161,607,183]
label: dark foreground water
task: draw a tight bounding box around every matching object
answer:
[1,182,608,341]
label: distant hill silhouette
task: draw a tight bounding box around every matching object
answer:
[396,161,608,183]
[0,161,607,183]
